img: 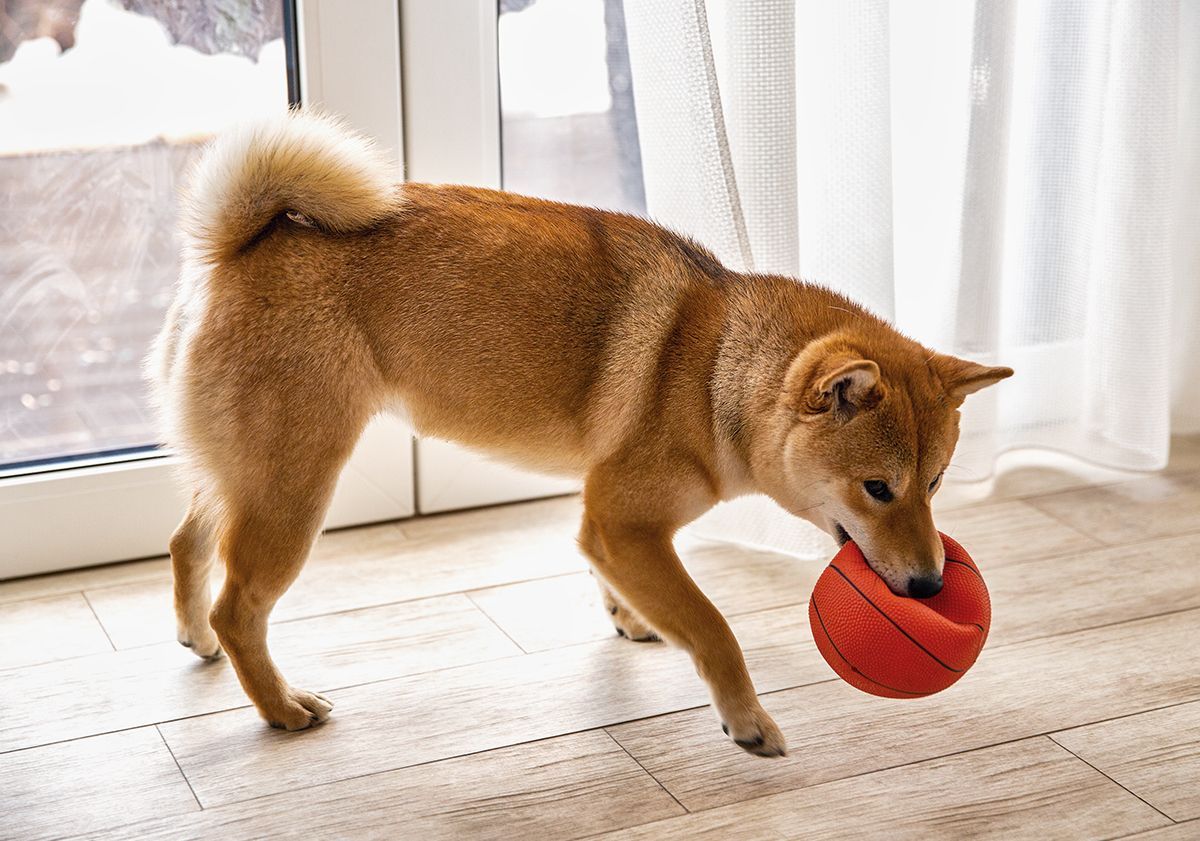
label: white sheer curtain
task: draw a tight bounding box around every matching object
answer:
[624,0,1200,556]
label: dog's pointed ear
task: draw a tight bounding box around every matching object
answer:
[935,355,1013,401]
[816,359,881,417]
[786,348,882,421]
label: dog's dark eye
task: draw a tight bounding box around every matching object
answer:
[929,471,944,493]
[864,480,893,502]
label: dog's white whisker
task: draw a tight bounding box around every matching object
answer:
[945,462,985,480]
[788,502,826,515]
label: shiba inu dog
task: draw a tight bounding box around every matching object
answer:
[151,110,1011,758]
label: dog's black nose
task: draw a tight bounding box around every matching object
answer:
[907,574,943,598]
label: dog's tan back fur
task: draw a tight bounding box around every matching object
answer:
[155,111,1011,753]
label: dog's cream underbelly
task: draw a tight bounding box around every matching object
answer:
[384,392,591,477]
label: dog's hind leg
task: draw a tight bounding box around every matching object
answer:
[171,489,221,659]
[207,435,356,731]
[191,347,372,730]
[208,458,343,729]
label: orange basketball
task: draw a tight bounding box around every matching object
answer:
[808,532,991,698]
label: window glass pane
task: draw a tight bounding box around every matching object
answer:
[498,0,646,214]
[0,0,290,470]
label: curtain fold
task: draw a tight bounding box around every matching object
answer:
[625,0,1200,557]
[1174,0,1200,433]
[623,0,753,269]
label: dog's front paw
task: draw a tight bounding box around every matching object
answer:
[262,688,334,731]
[720,702,787,758]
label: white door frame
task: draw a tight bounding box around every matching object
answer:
[0,0,415,579]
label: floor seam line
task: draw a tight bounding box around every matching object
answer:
[465,591,530,654]
[1046,734,1177,825]
[155,724,204,812]
[81,590,118,652]
[1106,817,1196,840]
[602,727,690,815]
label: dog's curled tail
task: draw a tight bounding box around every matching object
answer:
[181,108,400,263]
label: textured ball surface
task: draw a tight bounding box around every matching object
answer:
[808,533,991,698]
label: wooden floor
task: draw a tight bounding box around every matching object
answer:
[3,439,1200,840]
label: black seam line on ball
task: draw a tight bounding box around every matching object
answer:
[829,564,965,673]
[943,557,983,580]
[942,560,988,635]
[811,597,927,697]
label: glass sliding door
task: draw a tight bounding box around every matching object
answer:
[499,0,645,214]
[0,0,413,577]
[0,0,290,470]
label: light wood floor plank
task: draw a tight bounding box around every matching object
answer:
[982,532,1200,645]
[596,737,1170,841]
[81,521,405,650]
[82,730,682,841]
[1027,471,1200,546]
[157,606,825,807]
[0,556,168,606]
[73,494,1095,653]
[469,541,825,652]
[468,524,1195,659]
[932,499,1101,565]
[0,592,113,669]
[602,811,788,841]
[0,594,519,754]
[78,580,189,651]
[0,727,199,841]
[1116,820,1200,841]
[83,500,589,650]
[1052,701,1200,821]
[606,609,1200,811]
[465,496,1103,656]
[468,573,615,652]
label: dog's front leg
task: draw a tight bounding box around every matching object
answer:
[579,510,786,758]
